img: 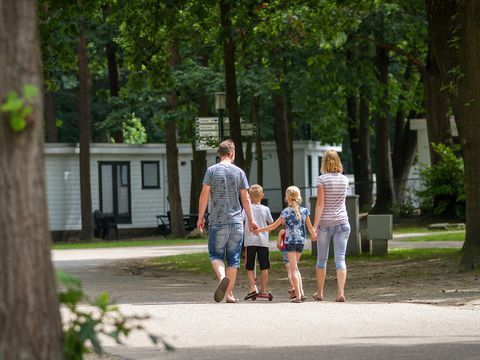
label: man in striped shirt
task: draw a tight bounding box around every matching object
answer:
[197,140,258,303]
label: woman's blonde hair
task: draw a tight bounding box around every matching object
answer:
[285,186,302,220]
[321,150,343,174]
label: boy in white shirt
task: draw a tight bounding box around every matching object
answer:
[243,184,274,299]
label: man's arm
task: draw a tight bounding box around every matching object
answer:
[240,189,258,231]
[197,184,210,232]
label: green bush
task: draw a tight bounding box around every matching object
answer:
[417,143,465,219]
[57,271,172,359]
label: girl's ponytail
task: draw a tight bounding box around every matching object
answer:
[285,186,302,220]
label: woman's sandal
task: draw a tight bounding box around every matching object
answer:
[313,292,323,301]
[291,297,302,303]
[335,295,346,302]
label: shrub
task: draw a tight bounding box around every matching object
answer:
[417,143,465,219]
[57,271,172,359]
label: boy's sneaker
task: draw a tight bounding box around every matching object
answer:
[214,277,230,302]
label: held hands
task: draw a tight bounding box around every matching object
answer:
[276,240,282,251]
[311,230,317,241]
[250,221,259,232]
[253,227,264,236]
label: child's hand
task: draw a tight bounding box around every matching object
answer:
[253,228,261,235]
[312,231,317,241]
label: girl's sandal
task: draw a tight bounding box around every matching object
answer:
[313,292,323,301]
[335,295,346,302]
[291,297,302,303]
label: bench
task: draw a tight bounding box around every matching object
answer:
[156,212,208,235]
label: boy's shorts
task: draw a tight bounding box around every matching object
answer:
[245,245,270,271]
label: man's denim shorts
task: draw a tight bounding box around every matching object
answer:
[208,223,244,268]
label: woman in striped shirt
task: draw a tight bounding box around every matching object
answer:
[312,150,351,302]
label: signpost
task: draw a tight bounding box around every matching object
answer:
[195,117,257,150]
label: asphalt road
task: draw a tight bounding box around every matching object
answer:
[53,237,479,360]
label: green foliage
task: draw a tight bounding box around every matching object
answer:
[122,113,147,144]
[57,270,172,359]
[417,143,465,219]
[0,85,39,132]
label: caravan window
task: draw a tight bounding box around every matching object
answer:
[141,161,160,189]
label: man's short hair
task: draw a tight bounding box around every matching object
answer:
[218,140,235,158]
[249,184,264,200]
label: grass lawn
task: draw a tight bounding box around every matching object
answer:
[393,226,462,234]
[400,232,465,242]
[146,247,461,274]
[52,238,207,250]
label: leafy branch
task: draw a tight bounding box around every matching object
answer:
[57,270,173,359]
[0,84,39,132]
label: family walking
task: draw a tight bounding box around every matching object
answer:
[197,140,350,303]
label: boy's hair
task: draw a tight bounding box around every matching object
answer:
[249,184,264,201]
[218,140,235,158]
[285,186,302,220]
[321,149,343,174]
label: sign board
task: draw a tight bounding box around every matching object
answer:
[195,117,258,150]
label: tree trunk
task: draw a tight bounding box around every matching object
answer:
[252,95,263,186]
[372,42,396,213]
[189,93,208,215]
[103,3,122,143]
[0,0,63,357]
[78,27,94,240]
[220,0,245,169]
[426,0,480,269]
[424,46,451,165]
[165,38,185,238]
[357,93,373,210]
[273,90,292,198]
[392,63,418,203]
[44,90,57,142]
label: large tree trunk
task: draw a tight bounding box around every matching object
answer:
[392,63,418,203]
[372,41,396,213]
[273,90,293,198]
[426,0,480,270]
[103,3,122,143]
[357,92,373,210]
[189,93,208,215]
[252,95,263,185]
[424,46,452,165]
[78,27,94,240]
[44,90,57,142]
[0,0,63,357]
[346,34,373,211]
[165,38,185,238]
[220,0,245,169]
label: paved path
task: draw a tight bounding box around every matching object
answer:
[53,235,477,360]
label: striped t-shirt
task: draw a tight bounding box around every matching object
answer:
[203,163,249,225]
[317,172,349,227]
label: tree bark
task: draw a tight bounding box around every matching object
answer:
[426,0,480,269]
[44,90,57,142]
[357,93,373,210]
[103,3,123,143]
[252,95,263,185]
[372,41,396,213]
[424,46,451,165]
[392,63,418,203]
[220,0,245,169]
[0,0,63,357]
[273,90,292,198]
[189,92,208,215]
[165,38,185,238]
[78,27,94,240]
